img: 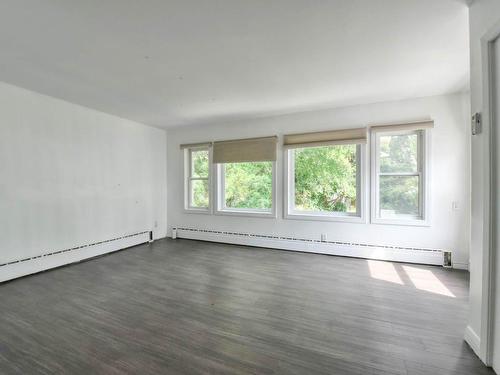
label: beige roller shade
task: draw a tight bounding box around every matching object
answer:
[180,142,212,149]
[213,136,277,164]
[370,120,434,133]
[283,127,367,149]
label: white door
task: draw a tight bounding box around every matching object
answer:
[492,34,500,373]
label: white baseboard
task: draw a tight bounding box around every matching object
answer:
[452,262,469,271]
[175,227,446,266]
[0,231,150,283]
[465,325,481,358]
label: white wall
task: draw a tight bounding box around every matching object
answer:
[467,0,500,361]
[0,82,167,266]
[167,92,470,267]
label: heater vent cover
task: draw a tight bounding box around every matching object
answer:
[0,231,150,268]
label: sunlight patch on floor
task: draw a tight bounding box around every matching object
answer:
[367,260,404,285]
[402,265,455,298]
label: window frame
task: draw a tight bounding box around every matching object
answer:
[370,128,431,226]
[183,146,212,214]
[215,161,277,218]
[284,143,366,223]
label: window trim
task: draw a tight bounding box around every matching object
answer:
[283,143,366,223]
[215,161,277,218]
[183,146,212,214]
[370,128,431,226]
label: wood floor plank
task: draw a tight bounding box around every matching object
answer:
[0,238,493,374]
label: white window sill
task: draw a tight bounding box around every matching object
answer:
[371,217,430,227]
[215,208,276,219]
[285,211,365,223]
[184,208,212,215]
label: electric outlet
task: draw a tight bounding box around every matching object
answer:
[321,233,327,242]
[154,220,158,228]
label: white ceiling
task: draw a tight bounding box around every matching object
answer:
[0,0,469,128]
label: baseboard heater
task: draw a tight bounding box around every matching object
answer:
[0,231,152,283]
[174,227,451,267]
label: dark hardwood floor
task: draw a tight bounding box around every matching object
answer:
[0,239,493,374]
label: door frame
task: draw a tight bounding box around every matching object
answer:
[480,20,500,366]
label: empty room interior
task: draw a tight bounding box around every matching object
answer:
[3,1,500,374]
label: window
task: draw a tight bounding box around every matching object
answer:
[285,143,363,221]
[213,136,277,217]
[217,161,275,216]
[184,147,210,211]
[371,128,429,224]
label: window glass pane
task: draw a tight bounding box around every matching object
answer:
[293,145,357,213]
[191,150,209,178]
[379,133,418,173]
[379,175,419,217]
[224,162,272,210]
[190,179,209,208]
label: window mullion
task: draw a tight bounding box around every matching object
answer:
[289,151,296,212]
[189,149,194,179]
